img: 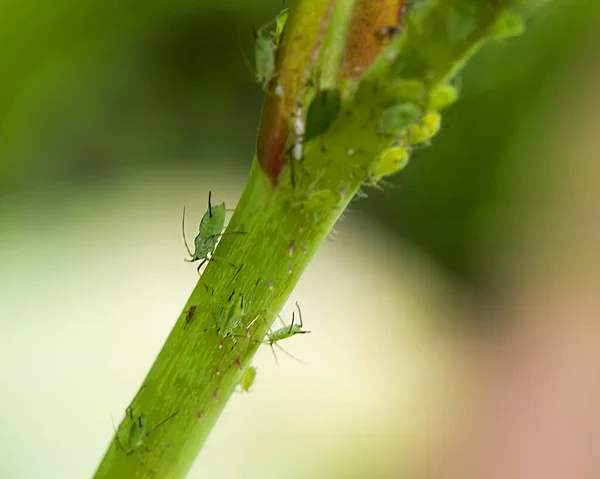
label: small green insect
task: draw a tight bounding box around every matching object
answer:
[368,144,410,185]
[238,365,257,392]
[378,103,421,138]
[114,388,178,467]
[264,302,310,364]
[408,112,441,145]
[182,191,245,273]
[250,8,288,89]
[204,265,260,345]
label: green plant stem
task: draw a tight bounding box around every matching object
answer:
[94,0,548,477]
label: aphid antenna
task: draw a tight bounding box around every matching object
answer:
[237,25,256,81]
[145,412,178,437]
[181,206,193,258]
[245,310,267,332]
[128,384,147,411]
[211,231,248,239]
[253,14,280,37]
[144,442,176,454]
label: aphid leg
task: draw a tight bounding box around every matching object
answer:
[275,313,287,329]
[294,301,305,329]
[287,310,297,335]
[181,206,193,258]
[285,143,309,188]
[273,341,306,364]
[145,443,175,453]
[196,258,208,273]
[245,310,267,337]
[217,231,247,237]
[269,343,280,366]
[207,191,213,219]
[204,308,221,336]
[136,453,157,477]
[229,263,244,284]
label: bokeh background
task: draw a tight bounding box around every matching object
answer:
[1,1,600,478]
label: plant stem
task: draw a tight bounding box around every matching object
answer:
[94,0,549,477]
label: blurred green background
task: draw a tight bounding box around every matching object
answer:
[1,1,600,478]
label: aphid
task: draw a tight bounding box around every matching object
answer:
[182,305,197,330]
[204,265,260,345]
[378,103,421,138]
[238,366,257,392]
[182,191,245,273]
[252,8,289,89]
[264,302,310,365]
[368,144,410,185]
[115,388,178,467]
[408,112,441,145]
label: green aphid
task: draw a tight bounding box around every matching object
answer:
[238,366,257,392]
[389,80,426,105]
[408,112,441,145]
[253,8,289,89]
[205,266,260,344]
[182,191,245,273]
[378,103,421,137]
[264,302,310,365]
[368,144,410,184]
[428,84,459,111]
[115,388,178,467]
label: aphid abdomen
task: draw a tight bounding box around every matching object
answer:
[199,203,227,236]
[255,37,275,85]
